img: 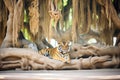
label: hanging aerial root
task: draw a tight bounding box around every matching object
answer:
[28,0,39,36]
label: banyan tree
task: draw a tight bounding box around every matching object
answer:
[0,0,120,70]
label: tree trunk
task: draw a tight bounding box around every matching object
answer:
[0,0,8,46]
[1,0,14,48]
[1,0,24,48]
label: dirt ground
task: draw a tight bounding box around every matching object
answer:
[0,69,120,80]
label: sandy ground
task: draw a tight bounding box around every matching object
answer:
[0,69,120,80]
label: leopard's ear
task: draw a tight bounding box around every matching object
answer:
[57,42,60,45]
[67,41,71,46]
[63,41,70,46]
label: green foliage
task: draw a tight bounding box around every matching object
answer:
[22,10,31,41]
[24,10,28,22]
[63,0,68,6]
[21,28,31,41]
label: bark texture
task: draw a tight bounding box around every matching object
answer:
[0,46,119,70]
[1,0,23,48]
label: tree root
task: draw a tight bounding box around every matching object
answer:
[0,48,119,70]
[70,44,120,58]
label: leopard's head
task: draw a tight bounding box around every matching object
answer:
[58,41,71,54]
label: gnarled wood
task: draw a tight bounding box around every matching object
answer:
[96,0,120,29]
[0,48,119,70]
[1,0,23,48]
[70,44,120,59]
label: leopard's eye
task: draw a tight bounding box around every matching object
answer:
[58,42,62,45]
